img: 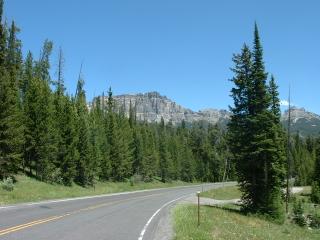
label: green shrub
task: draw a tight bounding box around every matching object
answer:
[143,175,153,183]
[1,177,14,191]
[308,212,320,229]
[130,174,143,186]
[292,199,307,227]
[267,190,285,224]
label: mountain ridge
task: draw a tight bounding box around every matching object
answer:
[94,91,320,136]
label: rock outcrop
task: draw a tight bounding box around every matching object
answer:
[112,92,231,125]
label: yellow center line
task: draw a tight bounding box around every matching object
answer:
[0,192,163,237]
[0,215,70,236]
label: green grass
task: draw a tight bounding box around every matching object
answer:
[0,175,196,205]
[173,204,320,240]
[200,185,241,200]
[174,186,320,240]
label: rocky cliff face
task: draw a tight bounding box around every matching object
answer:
[112,91,231,125]
[281,107,320,136]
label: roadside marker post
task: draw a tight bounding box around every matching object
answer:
[197,191,200,227]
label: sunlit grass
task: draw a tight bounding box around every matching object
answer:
[0,175,196,205]
[200,185,241,200]
[173,204,320,240]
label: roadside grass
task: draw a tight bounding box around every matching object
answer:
[200,185,241,200]
[174,186,320,240]
[0,175,196,205]
[173,204,320,240]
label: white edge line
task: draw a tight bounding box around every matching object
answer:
[0,183,230,210]
[138,193,192,240]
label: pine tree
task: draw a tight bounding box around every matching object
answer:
[21,51,33,102]
[266,75,286,220]
[60,96,78,185]
[228,24,285,221]
[117,112,133,178]
[0,0,6,67]
[23,41,58,181]
[51,49,78,184]
[178,125,194,182]
[159,117,170,182]
[141,126,157,181]
[90,96,107,181]
[0,4,24,179]
[106,87,127,181]
[132,126,143,175]
[34,39,52,83]
[311,137,320,203]
[74,75,94,186]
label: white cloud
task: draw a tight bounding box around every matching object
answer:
[280,100,289,106]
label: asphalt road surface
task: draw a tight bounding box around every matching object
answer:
[0,182,233,240]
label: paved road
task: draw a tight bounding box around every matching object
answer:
[0,182,234,240]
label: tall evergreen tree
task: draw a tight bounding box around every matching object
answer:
[20,51,33,102]
[90,96,107,181]
[141,126,157,181]
[34,39,52,83]
[60,96,78,185]
[51,50,78,184]
[0,0,6,67]
[106,87,127,181]
[132,127,143,175]
[228,24,285,221]
[311,138,320,203]
[74,75,94,186]
[0,3,24,179]
[159,117,170,182]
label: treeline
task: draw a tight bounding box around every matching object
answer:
[0,1,233,186]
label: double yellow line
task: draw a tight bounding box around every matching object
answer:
[0,192,162,237]
[0,214,69,236]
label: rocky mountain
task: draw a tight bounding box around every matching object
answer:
[112,92,231,126]
[281,107,320,137]
[96,91,319,137]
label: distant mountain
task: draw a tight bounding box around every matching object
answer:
[95,91,319,137]
[281,107,320,137]
[112,92,231,126]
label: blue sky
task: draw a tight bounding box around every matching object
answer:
[4,0,320,113]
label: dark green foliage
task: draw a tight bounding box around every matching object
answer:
[140,126,157,181]
[106,88,133,181]
[228,24,285,221]
[132,127,143,175]
[159,117,170,182]
[311,181,320,203]
[74,76,94,186]
[59,96,78,185]
[24,75,57,181]
[292,133,315,186]
[34,40,52,83]
[309,211,320,229]
[311,138,320,203]
[106,88,122,181]
[0,8,24,179]
[0,0,6,66]
[90,96,107,181]
[23,40,58,181]
[20,52,33,101]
